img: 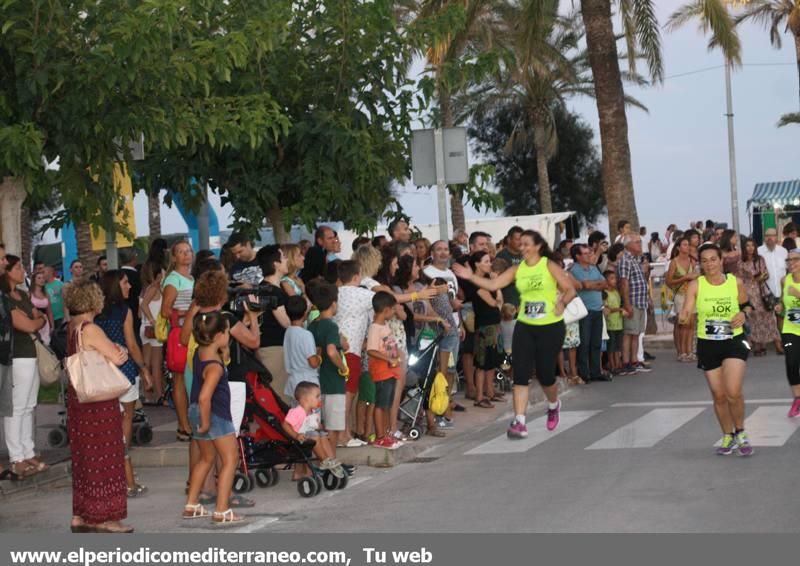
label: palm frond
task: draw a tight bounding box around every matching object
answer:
[778,112,800,127]
[667,0,742,66]
[733,1,788,48]
[631,0,663,82]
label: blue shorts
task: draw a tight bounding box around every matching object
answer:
[439,333,459,354]
[189,404,236,440]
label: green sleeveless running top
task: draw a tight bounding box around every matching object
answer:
[516,257,562,326]
[782,275,800,336]
[696,274,742,340]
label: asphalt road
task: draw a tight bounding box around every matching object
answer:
[3,351,799,533]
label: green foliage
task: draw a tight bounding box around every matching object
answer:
[469,102,605,225]
[666,0,743,65]
[1,0,290,232]
[778,112,800,127]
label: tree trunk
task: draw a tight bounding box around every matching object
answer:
[267,206,289,244]
[0,176,26,257]
[440,89,465,234]
[533,122,553,213]
[76,222,99,278]
[148,190,161,239]
[20,205,32,271]
[581,0,640,232]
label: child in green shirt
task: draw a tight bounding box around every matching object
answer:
[604,271,624,374]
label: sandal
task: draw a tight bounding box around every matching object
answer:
[0,468,21,482]
[212,508,245,525]
[127,483,147,498]
[25,458,49,473]
[490,395,505,402]
[10,462,35,478]
[473,399,494,409]
[183,503,211,520]
[176,429,192,442]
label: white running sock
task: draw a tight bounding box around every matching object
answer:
[515,414,526,425]
[548,400,560,410]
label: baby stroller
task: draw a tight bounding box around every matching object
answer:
[398,333,444,440]
[233,347,348,498]
[495,350,513,393]
[46,321,153,448]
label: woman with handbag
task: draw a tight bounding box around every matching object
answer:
[453,230,576,437]
[160,240,195,441]
[97,271,152,498]
[1,255,48,477]
[63,279,134,533]
[740,238,779,356]
[666,238,699,362]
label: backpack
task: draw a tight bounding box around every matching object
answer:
[428,372,449,416]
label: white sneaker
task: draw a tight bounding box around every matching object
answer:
[345,437,367,448]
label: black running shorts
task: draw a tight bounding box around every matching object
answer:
[696,335,749,371]
[511,320,566,388]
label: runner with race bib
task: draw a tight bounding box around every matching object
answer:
[777,248,800,418]
[679,243,753,456]
[452,230,576,437]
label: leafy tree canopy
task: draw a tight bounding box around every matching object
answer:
[469,101,605,226]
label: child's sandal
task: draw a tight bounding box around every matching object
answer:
[183,503,211,520]
[212,508,245,525]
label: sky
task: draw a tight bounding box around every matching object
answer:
[45,2,799,246]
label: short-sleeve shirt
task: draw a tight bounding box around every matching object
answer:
[617,251,649,309]
[367,322,400,382]
[284,406,321,434]
[283,326,319,398]
[308,317,344,394]
[7,291,36,358]
[258,282,289,348]
[334,285,375,355]
[230,259,263,287]
[163,271,194,321]
[45,280,65,321]
[569,263,605,311]
[496,249,523,307]
[605,290,623,331]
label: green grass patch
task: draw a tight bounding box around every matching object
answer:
[38,381,62,404]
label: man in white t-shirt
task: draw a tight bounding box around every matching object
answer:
[759,227,787,354]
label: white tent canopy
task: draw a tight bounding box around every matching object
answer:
[336,212,575,255]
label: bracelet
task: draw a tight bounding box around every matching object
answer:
[411,292,419,301]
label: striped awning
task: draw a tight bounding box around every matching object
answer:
[749,180,800,207]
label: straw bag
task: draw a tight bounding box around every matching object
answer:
[32,334,61,386]
[66,323,130,403]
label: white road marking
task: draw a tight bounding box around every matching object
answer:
[465,411,600,455]
[712,406,800,447]
[612,399,792,408]
[586,408,705,450]
[233,516,279,533]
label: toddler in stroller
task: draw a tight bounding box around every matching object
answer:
[236,348,350,497]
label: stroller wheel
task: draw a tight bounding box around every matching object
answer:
[336,473,348,490]
[254,469,273,488]
[232,471,253,494]
[269,467,279,486]
[247,471,256,492]
[322,471,339,491]
[313,474,323,496]
[133,424,153,446]
[408,427,422,441]
[48,425,68,448]
[297,477,316,498]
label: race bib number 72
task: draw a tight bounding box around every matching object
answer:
[705,319,733,340]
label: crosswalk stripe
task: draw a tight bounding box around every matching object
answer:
[465,411,600,455]
[735,406,800,447]
[612,399,792,408]
[586,407,705,450]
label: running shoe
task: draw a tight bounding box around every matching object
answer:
[507,420,529,439]
[345,437,368,448]
[734,431,754,457]
[788,398,800,418]
[635,362,653,373]
[546,401,561,431]
[436,417,454,429]
[374,436,399,450]
[716,434,735,456]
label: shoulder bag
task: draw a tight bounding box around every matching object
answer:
[32,333,61,386]
[66,323,130,403]
[563,297,589,325]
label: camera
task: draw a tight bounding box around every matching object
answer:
[227,287,278,313]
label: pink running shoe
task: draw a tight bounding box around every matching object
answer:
[507,420,529,439]
[546,401,561,431]
[788,398,800,418]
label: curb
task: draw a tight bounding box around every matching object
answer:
[0,460,72,499]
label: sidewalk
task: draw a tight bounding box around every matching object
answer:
[0,380,569,499]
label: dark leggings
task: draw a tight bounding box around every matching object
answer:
[512,320,566,387]
[782,333,800,386]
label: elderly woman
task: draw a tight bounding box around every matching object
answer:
[64,279,133,533]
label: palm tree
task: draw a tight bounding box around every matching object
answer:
[580,0,663,233]
[778,111,800,125]
[405,0,506,232]
[459,6,634,213]
[736,1,800,109]
[147,190,161,239]
[666,1,743,64]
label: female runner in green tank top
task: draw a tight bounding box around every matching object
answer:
[679,243,753,456]
[453,230,576,437]
[775,248,800,418]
